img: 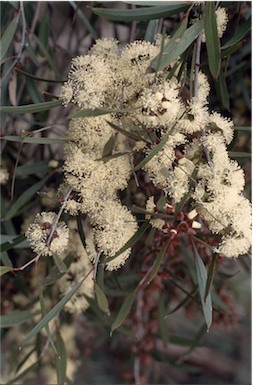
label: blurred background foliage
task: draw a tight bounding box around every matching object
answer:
[0,1,251,384]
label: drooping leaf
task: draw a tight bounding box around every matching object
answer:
[52,254,68,274]
[92,4,190,22]
[111,289,137,335]
[39,292,58,354]
[102,135,116,157]
[106,120,149,143]
[70,107,121,118]
[205,254,217,301]
[70,1,98,40]
[0,100,62,113]
[228,151,251,158]
[193,244,212,331]
[0,234,28,250]
[0,309,39,328]
[4,176,49,221]
[151,16,189,71]
[2,135,68,144]
[166,287,198,316]
[105,222,150,264]
[144,19,159,43]
[215,69,230,111]
[95,282,110,316]
[0,265,14,276]
[222,17,251,50]
[42,255,72,287]
[55,331,67,385]
[148,242,168,284]
[0,13,20,61]
[204,2,221,79]
[5,362,38,385]
[22,277,86,344]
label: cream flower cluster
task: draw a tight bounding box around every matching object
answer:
[59,37,251,263]
[25,212,69,256]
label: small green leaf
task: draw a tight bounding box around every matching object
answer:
[16,161,50,176]
[0,310,39,328]
[151,17,189,71]
[92,4,190,22]
[0,100,62,114]
[204,2,221,79]
[215,69,230,111]
[95,282,110,316]
[166,287,198,316]
[0,13,20,61]
[53,254,68,274]
[102,135,116,157]
[70,1,97,40]
[233,126,251,132]
[205,254,217,301]
[0,234,28,251]
[111,289,137,335]
[193,244,212,331]
[145,19,159,43]
[2,135,68,144]
[70,107,120,118]
[228,151,251,158]
[22,277,86,344]
[105,222,149,264]
[222,17,251,50]
[4,176,49,220]
[148,242,168,283]
[55,331,67,385]
[106,120,149,143]
[0,265,14,276]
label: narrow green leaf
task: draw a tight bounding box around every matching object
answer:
[0,13,20,61]
[102,135,116,157]
[0,100,62,113]
[215,69,230,111]
[92,4,190,22]
[222,17,251,50]
[55,331,67,385]
[95,282,110,316]
[22,277,86,344]
[76,214,86,250]
[111,289,136,335]
[70,107,119,118]
[174,166,198,216]
[0,265,14,276]
[0,251,13,266]
[176,323,206,364]
[205,254,217,301]
[5,362,38,385]
[204,2,221,79]
[148,242,168,284]
[228,151,251,158]
[42,255,72,287]
[145,19,159,43]
[70,1,97,40]
[153,19,203,71]
[0,234,28,251]
[4,176,49,221]
[106,120,149,143]
[16,161,49,176]
[16,67,66,83]
[2,135,68,144]
[193,244,212,331]
[166,288,198,316]
[105,222,149,264]
[39,292,58,355]
[0,310,39,328]
[233,126,251,132]
[151,17,189,71]
[53,254,68,274]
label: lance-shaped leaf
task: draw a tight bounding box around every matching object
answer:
[2,135,68,144]
[0,310,40,328]
[71,107,122,118]
[0,100,62,113]
[0,265,14,276]
[193,244,212,331]
[151,19,204,71]
[111,289,137,335]
[204,2,221,79]
[55,331,67,385]
[22,277,86,344]
[92,4,190,22]
[148,242,168,284]
[205,254,217,301]
[5,362,38,385]
[222,17,251,51]
[95,282,110,316]
[0,13,20,61]
[145,19,159,43]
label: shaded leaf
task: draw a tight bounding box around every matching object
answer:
[228,151,251,158]
[92,4,190,22]
[4,176,49,220]
[22,277,86,344]
[0,310,39,328]
[2,135,68,144]
[193,244,212,331]
[5,362,38,385]
[144,19,159,43]
[52,254,68,274]
[70,1,97,40]
[204,2,221,79]
[176,323,206,364]
[166,287,197,316]
[95,282,110,316]
[222,17,251,50]
[205,254,217,301]
[102,135,116,157]
[55,331,67,385]
[0,265,14,276]
[106,119,149,143]
[71,107,121,118]
[111,289,137,335]
[0,13,20,61]
[42,255,72,286]
[215,69,230,110]
[0,234,28,250]
[151,17,189,71]
[0,100,62,113]
[16,161,49,176]
[148,242,168,284]
[39,292,58,355]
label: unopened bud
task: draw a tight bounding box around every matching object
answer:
[192,220,201,229]
[187,209,198,220]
